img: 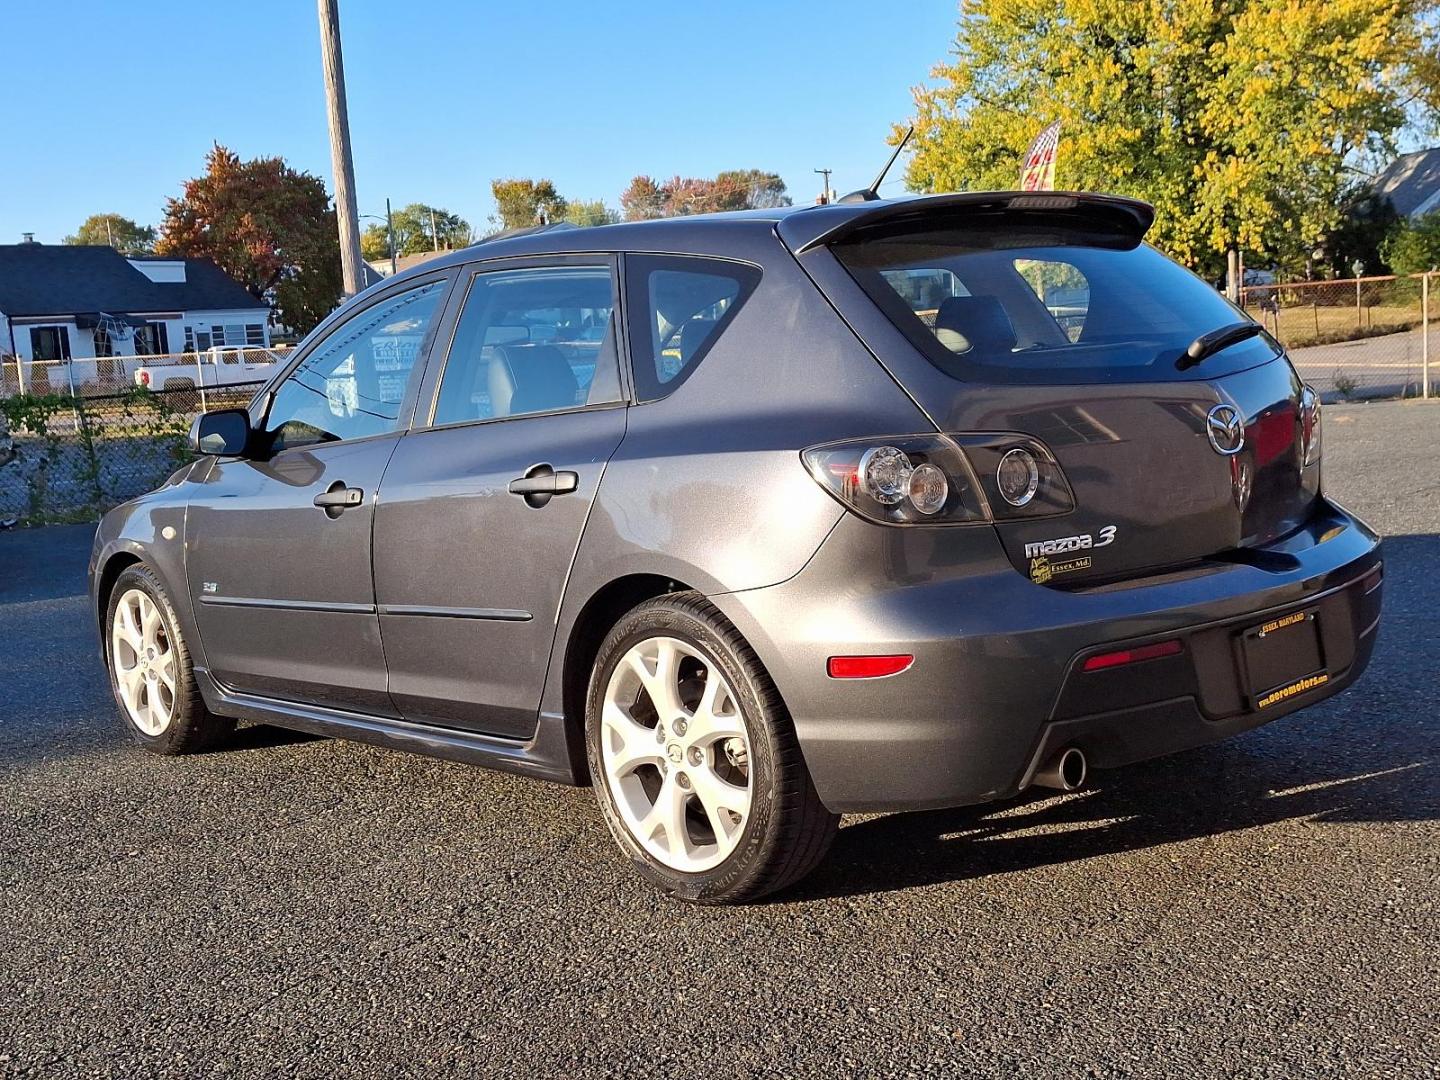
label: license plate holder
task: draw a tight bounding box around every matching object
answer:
[1239,608,1327,709]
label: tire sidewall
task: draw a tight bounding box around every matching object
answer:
[585,598,782,903]
[104,565,193,752]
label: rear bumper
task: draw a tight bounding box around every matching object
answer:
[712,499,1382,813]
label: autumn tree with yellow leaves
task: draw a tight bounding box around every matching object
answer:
[902,0,1440,279]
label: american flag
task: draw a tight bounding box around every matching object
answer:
[1019,121,1062,191]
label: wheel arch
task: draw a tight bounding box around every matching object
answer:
[96,550,143,627]
[559,573,696,771]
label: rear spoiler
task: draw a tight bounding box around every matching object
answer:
[780,191,1156,255]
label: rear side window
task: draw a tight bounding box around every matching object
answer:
[625,256,759,401]
[833,220,1278,385]
[432,265,623,426]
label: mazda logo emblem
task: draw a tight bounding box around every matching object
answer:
[1206,404,1245,456]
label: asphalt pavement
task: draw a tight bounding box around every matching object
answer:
[1,402,1437,1078]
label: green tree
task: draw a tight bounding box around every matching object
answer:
[1329,191,1403,276]
[1381,213,1440,274]
[901,0,1439,279]
[562,199,621,227]
[63,213,156,255]
[360,203,471,260]
[157,144,341,335]
[490,179,568,230]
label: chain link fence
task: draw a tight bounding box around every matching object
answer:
[0,382,265,525]
[1,347,291,400]
[1241,272,1436,401]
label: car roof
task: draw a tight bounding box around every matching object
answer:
[378,191,1155,286]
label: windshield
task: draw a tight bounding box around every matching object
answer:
[832,221,1280,385]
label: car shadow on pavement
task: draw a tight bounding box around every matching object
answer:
[223,722,323,753]
[787,738,1437,903]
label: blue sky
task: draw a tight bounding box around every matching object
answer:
[1,1,958,244]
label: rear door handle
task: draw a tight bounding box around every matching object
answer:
[313,482,364,517]
[508,464,578,508]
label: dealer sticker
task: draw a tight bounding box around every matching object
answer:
[1030,555,1091,584]
[1256,672,1329,709]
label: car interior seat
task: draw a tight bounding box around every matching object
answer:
[934,296,1017,355]
[488,344,579,417]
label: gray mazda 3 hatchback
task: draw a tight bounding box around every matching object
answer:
[92,192,1382,903]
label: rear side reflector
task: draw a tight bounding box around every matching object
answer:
[827,654,914,679]
[1080,639,1183,672]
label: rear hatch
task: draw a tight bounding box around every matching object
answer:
[785,194,1321,586]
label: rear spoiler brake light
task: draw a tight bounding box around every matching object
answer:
[784,191,1155,254]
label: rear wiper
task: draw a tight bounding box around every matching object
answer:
[1177,321,1264,370]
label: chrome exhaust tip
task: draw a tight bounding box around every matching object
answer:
[1033,746,1087,792]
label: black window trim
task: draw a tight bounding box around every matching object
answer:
[412,253,631,434]
[249,268,459,444]
[620,252,762,404]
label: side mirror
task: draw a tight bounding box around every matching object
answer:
[189,409,252,457]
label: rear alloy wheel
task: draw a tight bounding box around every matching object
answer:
[105,564,233,754]
[586,592,837,903]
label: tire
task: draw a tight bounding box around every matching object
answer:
[585,592,838,904]
[104,563,234,755]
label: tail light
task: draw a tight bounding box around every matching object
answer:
[1299,384,1321,469]
[138,370,151,387]
[802,433,1074,526]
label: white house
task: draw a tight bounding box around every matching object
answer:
[0,239,270,389]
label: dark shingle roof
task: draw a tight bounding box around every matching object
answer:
[1371,148,1440,219]
[0,244,266,318]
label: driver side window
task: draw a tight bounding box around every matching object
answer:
[264,279,447,451]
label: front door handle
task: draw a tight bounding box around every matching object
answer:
[508,463,578,508]
[313,481,364,517]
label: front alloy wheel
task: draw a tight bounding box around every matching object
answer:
[111,587,178,736]
[586,592,838,904]
[104,563,233,754]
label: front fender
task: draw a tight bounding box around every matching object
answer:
[89,462,208,668]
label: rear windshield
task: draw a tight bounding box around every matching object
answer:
[832,220,1279,385]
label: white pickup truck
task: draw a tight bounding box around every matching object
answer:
[135,347,279,392]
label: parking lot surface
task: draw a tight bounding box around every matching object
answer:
[2,402,1437,1078]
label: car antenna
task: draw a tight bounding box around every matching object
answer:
[837,126,913,204]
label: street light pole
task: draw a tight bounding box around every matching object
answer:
[317,0,364,298]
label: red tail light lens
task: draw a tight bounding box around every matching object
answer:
[1299,384,1321,469]
[803,436,987,525]
[138,371,150,386]
[827,654,914,679]
[1080,639,1183,672]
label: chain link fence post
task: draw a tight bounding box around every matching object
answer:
[1424,271,1431,400]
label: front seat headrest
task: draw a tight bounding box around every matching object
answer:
[935,296,1017,354]
[679,319,714,363]
[489,344,579,417]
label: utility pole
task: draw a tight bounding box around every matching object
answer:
[814,167,833,205]
[316,0,364,298]
[386,197,397,276]
[430,207,440,250]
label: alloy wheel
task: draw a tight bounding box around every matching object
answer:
[111,588,177,736]
[599,635,753,873]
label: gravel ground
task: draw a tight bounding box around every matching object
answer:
[1,401,1437,1078]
